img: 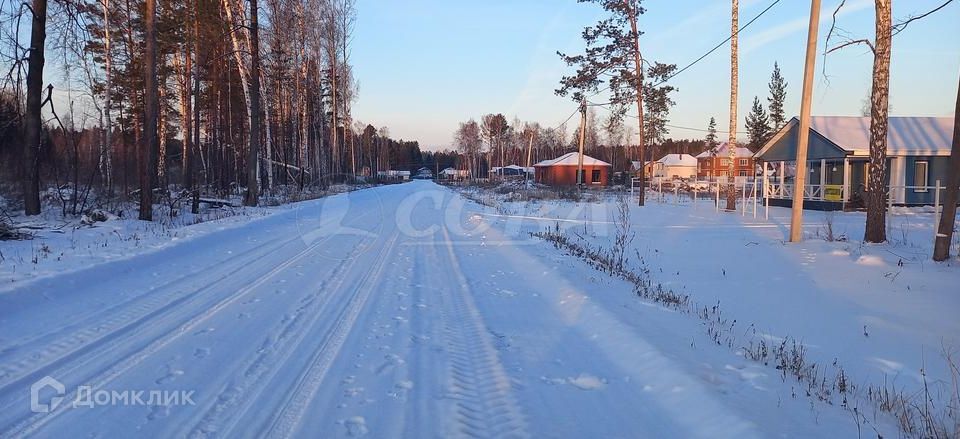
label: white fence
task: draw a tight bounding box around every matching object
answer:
[633,177,763,217]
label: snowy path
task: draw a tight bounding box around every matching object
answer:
[0,181,873,437]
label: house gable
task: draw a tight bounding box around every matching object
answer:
[756,118,849,162]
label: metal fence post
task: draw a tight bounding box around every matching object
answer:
[740,180,747,216]
[715,182,720,212]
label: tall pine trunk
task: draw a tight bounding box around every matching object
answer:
[933,74,960,261]
[243,0,262,206]
[726,0,739,211]
[140,0,159,221]
[179,45,193,190]
[22,0,46,216]
[864,0,892,243]
[625,0,645,206]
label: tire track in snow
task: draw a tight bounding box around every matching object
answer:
[439,226,529,439]
[260,231,401,438]
[1,231,337,437]
[181,236,370,438]
[0,233,301,392]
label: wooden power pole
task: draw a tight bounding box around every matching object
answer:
[789,0,821,243]
[576,98,587,187]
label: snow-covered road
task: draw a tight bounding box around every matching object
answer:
[0,181,880,437]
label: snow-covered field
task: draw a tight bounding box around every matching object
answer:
[0,180,956,437]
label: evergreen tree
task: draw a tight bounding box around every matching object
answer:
[745,96,771,150]
[705,117,718,149]
[767,62,787,131]
[642,62,678,147]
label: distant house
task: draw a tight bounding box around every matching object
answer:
[491,165,533,178]
[440,167,469,180]
[377,170,411,181]
[415,167,433,179]
[756,116,955,209]
[696,142,755,181]
[534,152,612,187]
[652,154,697,181]
[630,160,654,178]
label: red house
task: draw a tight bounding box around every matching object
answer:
[534,152,612,187]
[696,142,755,180]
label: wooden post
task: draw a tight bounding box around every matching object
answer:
[790,0,821,242]
[819,159,827,199]
[934,179,941,242]
[763,163,770,220]
[740,181,747,216]
[842,157,850,210]
[525,130,535,184]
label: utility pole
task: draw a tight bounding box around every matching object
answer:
[576,98,587,187]
[789,0,821,242]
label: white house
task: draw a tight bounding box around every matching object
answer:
[652,154,697,182]
[440,167,469,180]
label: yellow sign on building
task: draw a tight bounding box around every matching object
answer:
[824,185,843,202]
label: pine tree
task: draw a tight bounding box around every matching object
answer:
[767,62,787,130]
[705,117,718,149]
[745,96,771,150]
[556,0,673,205]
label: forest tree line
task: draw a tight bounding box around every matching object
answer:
[0,0,435,218]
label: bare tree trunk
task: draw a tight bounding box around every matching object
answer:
[177,44,193,190]
[726,0,739,211]
[192,3,202,191]
[264,69,273,191]
[102,0,114,195]
[140,0,159,221]
[625,0,645,205]
[243,0,261,206]
[933,74,960,261]
[22,0,47,216]
[864,0,892,243]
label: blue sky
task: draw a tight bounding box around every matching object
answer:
[350,0,960,150]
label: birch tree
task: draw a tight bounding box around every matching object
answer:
[826,0,953,243]
[725,0,738,211]
[933,75,959,261]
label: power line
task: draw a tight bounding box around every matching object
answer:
[551,106,580,131]
[589,100,748,134]
[652,0,782,87]
[582,0,782,105]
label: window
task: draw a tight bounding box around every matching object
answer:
[914,161,928,192]
[577,170,585,184]
[739,159,748,166]
[738,170,749,177]
[720,159,730,166]
[591,169,602,183]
